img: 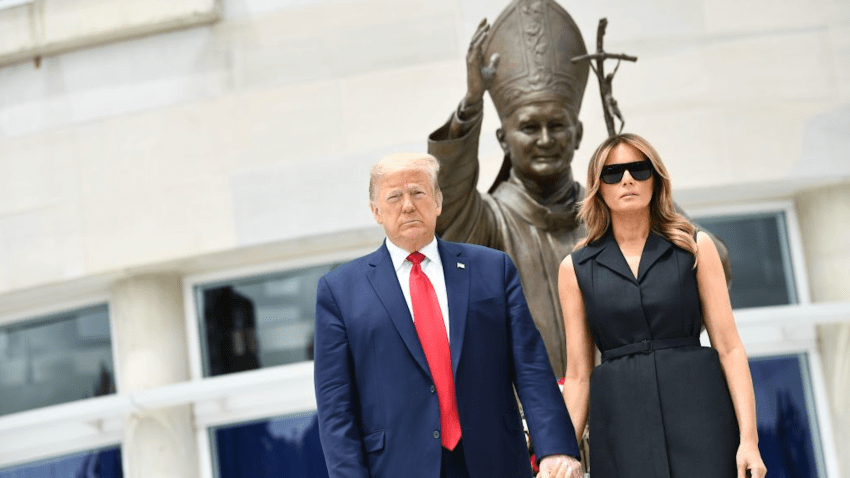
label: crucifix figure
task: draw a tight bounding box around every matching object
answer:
[572,18,638,137]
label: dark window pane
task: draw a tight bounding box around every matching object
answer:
[213,412,327,478]
[695,212,797,308]
[0,446,122,478]
[0,304,115,416]
[749,354,826,478]
[197,263,341,377]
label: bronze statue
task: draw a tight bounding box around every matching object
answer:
[428,0,729,380]
[428,0,589,379]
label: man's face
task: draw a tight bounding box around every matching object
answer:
[370,168,443,252]
[498,102,581,185]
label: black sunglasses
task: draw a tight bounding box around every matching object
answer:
[600,161,654,184]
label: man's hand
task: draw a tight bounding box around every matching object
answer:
[464,18,500,107]
[538,454,582,478]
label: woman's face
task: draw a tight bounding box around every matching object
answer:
[599,142,654,215]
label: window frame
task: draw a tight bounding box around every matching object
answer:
[688,199,811,307]
[181,246,375,478]
[689,199,842,477]
[0,295,125,470]
[0,444,124,477]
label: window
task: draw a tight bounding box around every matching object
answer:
[0,446,122,478]
[694,211,798,309]
[212,412,327,478]
[749,354,827,477]
[186,255,360,478]
[692,205,836,476]
[195,262,341,377]
[0,304,114,416]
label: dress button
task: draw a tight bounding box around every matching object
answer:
[430,385,436,393]
[433,430,440,439]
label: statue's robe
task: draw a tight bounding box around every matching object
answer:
[429,110,585,379]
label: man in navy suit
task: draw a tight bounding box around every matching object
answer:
[314,153,581,478]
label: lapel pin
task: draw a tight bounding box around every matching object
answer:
[457,262,465,269]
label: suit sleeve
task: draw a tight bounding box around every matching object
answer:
[428,110,502,250]
[503,254,581,460]
[313,276,370,478]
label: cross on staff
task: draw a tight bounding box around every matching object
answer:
[572,18,638,137]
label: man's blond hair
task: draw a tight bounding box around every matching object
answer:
[368,153,441,203]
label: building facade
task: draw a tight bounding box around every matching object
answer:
[0,0,848,476]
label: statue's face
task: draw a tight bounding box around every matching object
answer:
[498,101,580,185]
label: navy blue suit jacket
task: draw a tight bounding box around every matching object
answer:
[314,238,578,478]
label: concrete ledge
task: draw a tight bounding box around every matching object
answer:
[0,0,221,67]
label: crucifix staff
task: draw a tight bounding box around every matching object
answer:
[572,18,638,137]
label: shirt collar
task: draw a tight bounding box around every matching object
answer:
[385,236,442,272]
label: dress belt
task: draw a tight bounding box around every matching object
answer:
[601,337,701,363]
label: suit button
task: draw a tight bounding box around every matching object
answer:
[433,430,440,439]
[430,385,436,393]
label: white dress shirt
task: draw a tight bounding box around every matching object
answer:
[385,237,451,341]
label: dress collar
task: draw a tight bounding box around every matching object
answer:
[577,229,674,283]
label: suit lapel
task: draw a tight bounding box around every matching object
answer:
[366,243,430,375]
[438,239,469,377]
[637,232,672,283]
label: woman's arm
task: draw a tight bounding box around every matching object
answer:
[558,255,595,444]
[695,231,767,478]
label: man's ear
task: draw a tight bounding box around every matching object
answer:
[496,128,508,155]
[370,202,382,225]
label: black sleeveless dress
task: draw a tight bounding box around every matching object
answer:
[571,231,738,477]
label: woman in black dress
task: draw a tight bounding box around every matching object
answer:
[558,133,766,477]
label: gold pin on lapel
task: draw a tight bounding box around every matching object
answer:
[457,262,465,269]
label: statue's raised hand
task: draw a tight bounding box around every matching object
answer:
[465,18,500,106]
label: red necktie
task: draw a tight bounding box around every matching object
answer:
[407,252,462,450]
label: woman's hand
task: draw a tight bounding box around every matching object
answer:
[736,441,766,478]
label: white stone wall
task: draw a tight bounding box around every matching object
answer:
[0,0,220,65]
[0,0,847,295]
[798,183,850,477]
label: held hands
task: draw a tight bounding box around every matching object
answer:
[538,454,582,478]
[464,18,500,107]
[736,441,767,478]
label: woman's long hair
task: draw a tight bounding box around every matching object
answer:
[577,133,697,259]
